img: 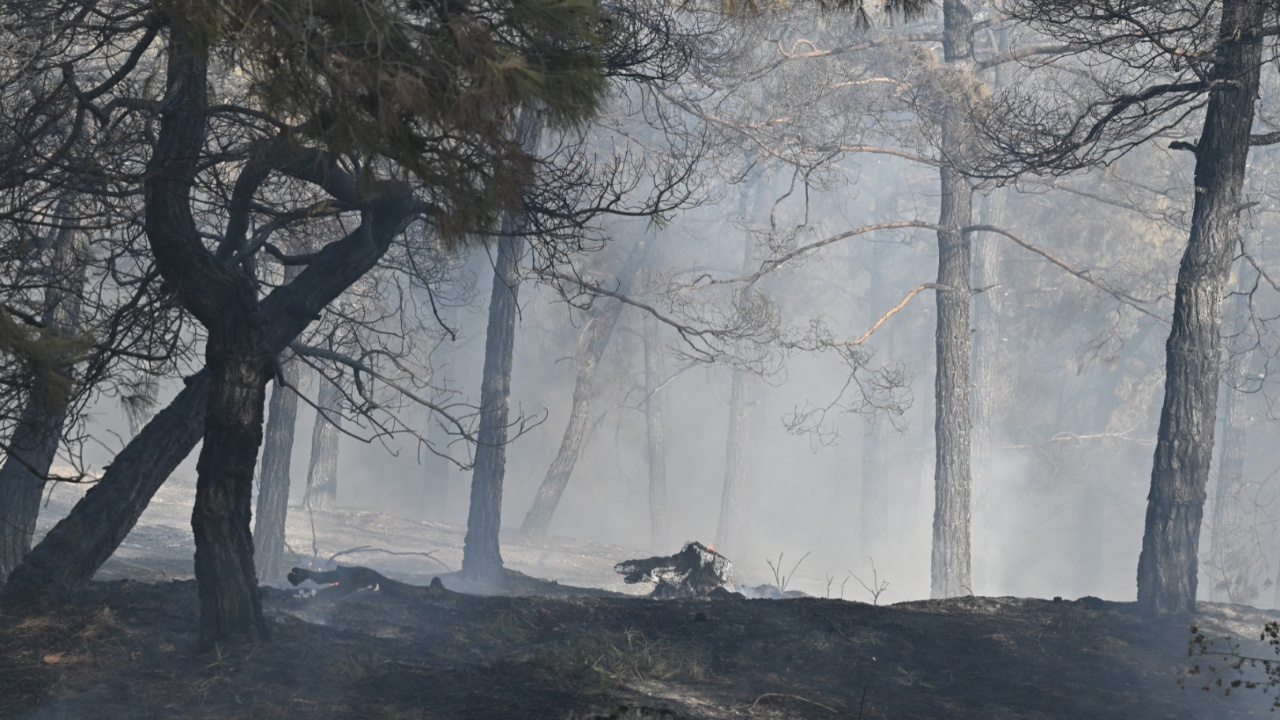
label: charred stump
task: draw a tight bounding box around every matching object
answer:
[614,542,733,598]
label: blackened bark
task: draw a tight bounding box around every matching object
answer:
[461,106,541,582]
[143,23,273,647]
[302,371,344,511]
[1136,0,1263,617]
[643,313,668,550]
[715,369,753,555]
[0,225,86,581]
[252,343,301,584]
[930,0,976,600]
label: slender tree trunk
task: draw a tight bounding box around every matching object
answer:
[1206,266,1257,603]
[462,227,524,580]
[252,341,302,583]
[929,0,976,600]
[0,223,86,580]
[520,239,650,537]
[643,313,668,550]
[715,369,753,555]
[462,105,541,581]
[1137,0,1263,617]
[302,371,344,511]
[519,311,615,536]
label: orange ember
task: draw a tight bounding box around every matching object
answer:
[707,543,715,554]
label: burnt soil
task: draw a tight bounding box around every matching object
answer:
[2,574,1278,719]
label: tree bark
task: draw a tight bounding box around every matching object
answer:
[462,224,525,581]
[302,370,344,511]
[0,222,87,581]
[1136,0,1263,617]
[520,239,650,537]
[252,337,302,584]
[461,104,542,581]
[930,0,976,600]
[643,313,668,550]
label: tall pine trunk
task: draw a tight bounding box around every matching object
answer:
[302,370,344,511]
[0,222,86,580]
[462,105,541,581]
[643,313,668,550]
[252,337,302,584]
[929,0,976,599]
[1136,0,1263,617]
[715,369,753,555]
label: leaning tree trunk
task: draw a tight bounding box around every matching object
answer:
[643,313,669,550]
[2,176,419,606]
[1136,0,1263,617]
[0,222,87,581]
[520,239,650,537]
[930,0,976,600]
[301,370,344,512]
[252,334,302,584]
[519,310,616,536]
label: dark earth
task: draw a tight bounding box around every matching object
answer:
[3,571,1279,719]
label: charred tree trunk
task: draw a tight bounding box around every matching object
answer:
[0,223,86,581]
[643,313,668,550]
[1136,0,1263,617]
[142,26,272,646]
[520,239,649,537]
[302,371,344,512]
[252,339,302,584]
[461,105,541,582]
[929,0,976,600]
[3,181,418,605]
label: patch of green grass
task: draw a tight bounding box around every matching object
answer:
[560,628,709,687]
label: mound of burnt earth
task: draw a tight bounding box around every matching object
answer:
[3,576,1278,718]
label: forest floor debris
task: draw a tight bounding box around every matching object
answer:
[3,574,1278,718]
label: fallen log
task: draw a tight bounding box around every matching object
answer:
[287,565,457,600]
[614,542,734,598]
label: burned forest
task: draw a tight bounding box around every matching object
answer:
[10,0,1280,718]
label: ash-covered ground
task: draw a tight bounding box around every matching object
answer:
[5,478,1279,719]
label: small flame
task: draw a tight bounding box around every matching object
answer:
[330,582,340,586]
[706,543,715,554]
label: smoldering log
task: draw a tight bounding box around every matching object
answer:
[287,565,457,600]
[614,542,734,598]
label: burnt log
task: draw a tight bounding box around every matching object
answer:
[287,565,456,601]
[614,542,733,598]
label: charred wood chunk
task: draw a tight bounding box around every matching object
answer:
[614,542,734,598]
[287,565,454,600]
